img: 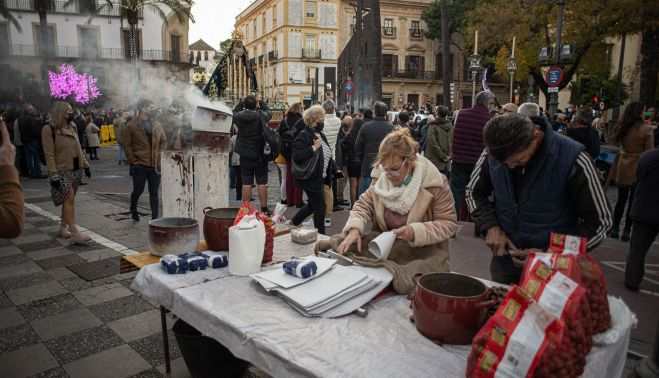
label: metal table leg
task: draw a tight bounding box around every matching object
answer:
[160,306,171,374]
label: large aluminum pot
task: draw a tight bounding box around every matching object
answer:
[202,207,236,252]
[411,272,492,345]
[149,218,200,256]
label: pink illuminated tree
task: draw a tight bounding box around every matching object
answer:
[48,64,102,104]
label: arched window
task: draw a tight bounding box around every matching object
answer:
[205,51,209,60]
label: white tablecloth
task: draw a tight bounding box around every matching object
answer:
[132,235,636,378]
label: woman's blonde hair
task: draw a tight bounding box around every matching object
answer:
[303,105,325,128]
[373,129,419,167]
[287,102,303,115]
[51,101,71,130]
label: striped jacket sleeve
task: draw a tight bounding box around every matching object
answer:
[465,150,500,232]
[569,152,612,250]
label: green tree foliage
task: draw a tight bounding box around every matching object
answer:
[219,38,233,54]
[421,0,478,50]
[569,73,628,110]
[464,0,644,102]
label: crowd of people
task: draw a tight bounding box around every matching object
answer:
[1,90,658,291]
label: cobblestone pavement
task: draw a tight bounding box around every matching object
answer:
[1,146,656,377]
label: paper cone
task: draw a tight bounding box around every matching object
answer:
[368,232,396,261]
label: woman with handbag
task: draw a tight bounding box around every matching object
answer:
[41,101,92,243]
[289,105,333,234]
[278,103,305,207]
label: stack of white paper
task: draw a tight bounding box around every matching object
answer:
[250,256,393,318]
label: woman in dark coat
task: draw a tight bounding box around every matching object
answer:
[342,118,363,206]
[289,105,333,234]
[278,103,305,207]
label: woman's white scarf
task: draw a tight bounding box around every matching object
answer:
[373,159,424,215]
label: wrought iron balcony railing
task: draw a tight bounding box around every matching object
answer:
[382,26,396,37]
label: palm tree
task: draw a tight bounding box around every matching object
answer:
[0,0,23,33]
[100,0,195,100]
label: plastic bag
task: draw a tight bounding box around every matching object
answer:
[467,286,570,378]
[233,202,275,263]
[272,202,287,223]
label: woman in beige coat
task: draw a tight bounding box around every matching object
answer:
[85,116,100,160]
[609,101,654,241]
[337,130,457,293]
[42,102,92,243]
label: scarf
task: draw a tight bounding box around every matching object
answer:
[373,159,424,215]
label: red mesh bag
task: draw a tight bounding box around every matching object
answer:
[233,202,276,263]
[546,233,611,334]
[520,261,593,376]
[467,286,572,378]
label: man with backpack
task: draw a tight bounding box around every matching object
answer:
[233,94,273,214]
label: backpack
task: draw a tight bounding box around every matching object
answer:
[261,115,280,162]
[280,118,297,159]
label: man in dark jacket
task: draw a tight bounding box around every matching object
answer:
[450,91,494,216]
[624,148,659,292]
[355,101,394,196]
[566,107,600,160]
[233,94,272,213]
[278,105,304,207]
[466,114,612,284]
[18,105,46,178]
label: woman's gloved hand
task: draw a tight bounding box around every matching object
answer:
[84,167,91,178]
[50,177,61,189]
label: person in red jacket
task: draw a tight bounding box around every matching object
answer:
[450,91,495,219]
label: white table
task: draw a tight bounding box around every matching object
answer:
[132,235,636,378]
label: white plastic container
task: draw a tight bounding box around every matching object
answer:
[228,215,266,276]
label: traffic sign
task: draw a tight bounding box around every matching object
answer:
[545,66,563,87]
[345,80,354,95]
[600,101,605,111]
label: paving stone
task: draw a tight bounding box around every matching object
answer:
[28,247,74,261]
[0,306,26,329]
[15,226,44,236]
[118,278,134,289]
[18,240,61,253]
[28,366,70,378]
[35,254,86,270]
[155,357,191,378]
[0,253,30,265]
[129,368,165,378]
[76,248,122,262]
[11,233,54,246]
[0,260,43,279]
[112,270,139,282]
[47,267,79,281]
[129,329,181,367]
[0,323,41,353]
[0,291,13,308]
[63,344,152,378]
[28,219,59,228]
[45,325,124,365]
[0,271,52,290]
[5,280,68,306]
[72,282,133,307]
[88,294,156,323]
[0,245,23,257]
[31,307,103,341]
[107,309,165,343]
[0,238,13,247]
[17,293,84,322]
[65,241,105,253]
[59,276,116,291]
[0,343,59,377]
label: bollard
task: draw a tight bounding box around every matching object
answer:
[633,316,659,378]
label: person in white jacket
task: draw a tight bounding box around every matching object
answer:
[322,99,342,227]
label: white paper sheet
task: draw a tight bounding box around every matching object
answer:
[368,231,396,261]
[250,256,337,289]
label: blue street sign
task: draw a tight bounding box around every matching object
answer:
[546,66,563,87]
[345,80,354,95]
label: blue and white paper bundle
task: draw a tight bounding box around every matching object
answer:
[200,251,229,269]
[283,259,318,279]
[179,253,207,271]
[161,255,188,274]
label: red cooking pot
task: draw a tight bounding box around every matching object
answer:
[202,207,236,251]
[412,272,493,345]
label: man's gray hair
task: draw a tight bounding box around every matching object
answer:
[322,99,336,114]
[484,114,536,162]
[475,91,495,107]
[518,102,540,117]
[574,107,594,126]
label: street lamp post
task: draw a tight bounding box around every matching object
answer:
[469,30,481,107]
[548,0,565,116]
[507,37,517,103]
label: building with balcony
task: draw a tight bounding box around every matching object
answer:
[188,38,217,87]
[235,0,338,107]
[0,0,193,108]
[338,0,507,110]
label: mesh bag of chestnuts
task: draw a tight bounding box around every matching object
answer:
[520,260,593,376]
[545,233,611,334]
[466,286,571,378]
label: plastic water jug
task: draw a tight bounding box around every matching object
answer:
[228,215,265,276]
